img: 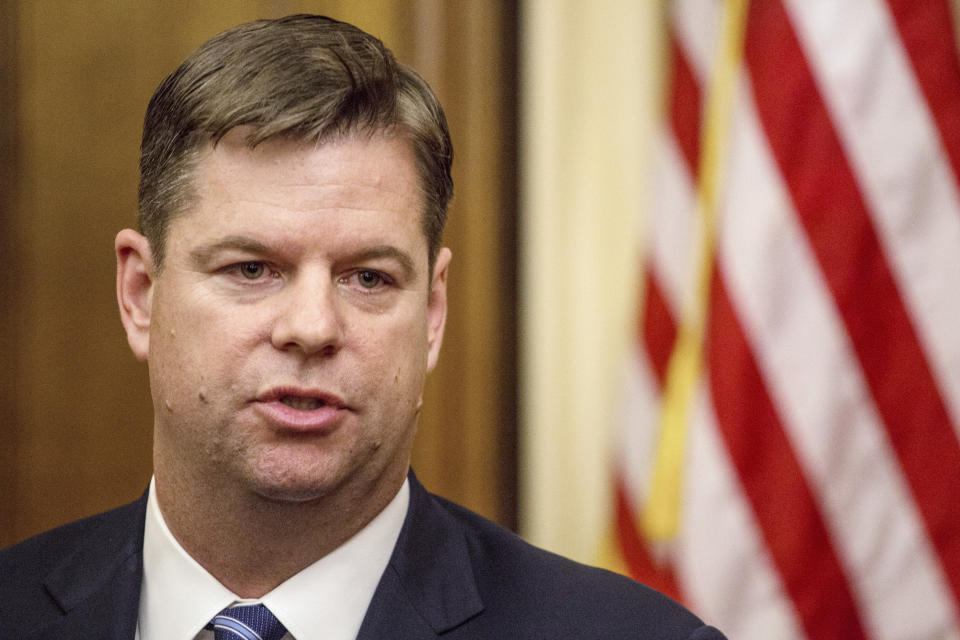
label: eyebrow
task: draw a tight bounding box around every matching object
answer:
[188,236,418,280]
[347,245,418,281]
[189,235,273,267]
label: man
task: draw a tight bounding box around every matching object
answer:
[0,15,724,640]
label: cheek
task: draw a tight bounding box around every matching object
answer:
[148,330,203,414]
[374,312,429,365]
[149,307,250,405]
[156,290,263,358]
[354,317,429,401]
[391,337,431,411]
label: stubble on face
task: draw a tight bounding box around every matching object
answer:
[146,131,445,515]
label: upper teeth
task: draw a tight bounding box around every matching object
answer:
[281,397,325,411]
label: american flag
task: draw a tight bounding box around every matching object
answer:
[614,1,960,638]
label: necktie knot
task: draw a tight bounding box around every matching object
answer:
[208,604,287,640]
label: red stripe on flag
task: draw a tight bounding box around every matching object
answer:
[612,25,698,602]
[886,0,960,194]
[745,0,960,610]
[668,33,702,172]
[667,17,867,633]
[614,476,683,603]
[611,22,699,610]
[616,272,683,599]
[708,270,868,639]
[640,271,678,383]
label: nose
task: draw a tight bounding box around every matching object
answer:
[270,275,344,357]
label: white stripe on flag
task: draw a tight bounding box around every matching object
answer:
[644,103,802,638]
[672,0,723,82]
[680,382,804,640]
[648,131,699,310]
[719,73,960,639]
[785,0,960,438]
[620,351,661,505]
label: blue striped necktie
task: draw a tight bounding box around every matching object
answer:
[208,604,288,640]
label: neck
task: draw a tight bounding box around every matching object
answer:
[153,465,405,598]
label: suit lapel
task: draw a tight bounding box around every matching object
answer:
[33,494,146,640]
[26,478,480,639]
[357,473,484,639]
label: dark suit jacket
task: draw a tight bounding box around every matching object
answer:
[0,472,725,639]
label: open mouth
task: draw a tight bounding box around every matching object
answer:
[280,396,327,411]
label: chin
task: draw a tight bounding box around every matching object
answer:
[244,455,344,504]
[241,442,402,506]
[252,482,334,504]
[246,462,347,503]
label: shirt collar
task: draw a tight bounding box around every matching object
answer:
[138,476,409,640]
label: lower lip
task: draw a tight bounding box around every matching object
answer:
[254,400,347,432]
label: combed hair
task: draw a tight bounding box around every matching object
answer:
[138,14,453,269]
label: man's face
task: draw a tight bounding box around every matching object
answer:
[124,130,449,505]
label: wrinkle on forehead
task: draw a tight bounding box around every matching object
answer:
[195,129,422,214]
[164,129,433,279]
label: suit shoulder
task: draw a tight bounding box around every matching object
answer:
[432,493,654,593]
[431,495,724,639]
[1,498,144,569]
[0,497,145,608]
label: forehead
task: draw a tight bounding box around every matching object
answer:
[165,130,429,257]
[196,129,421,207]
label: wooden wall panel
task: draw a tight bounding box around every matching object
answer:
[410,1,519,529]
[0,1,516,547]
[0,0,21,547]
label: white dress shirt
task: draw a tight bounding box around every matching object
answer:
[136,477,409,640]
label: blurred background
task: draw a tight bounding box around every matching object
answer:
[0,0,520,538]
[2,2,959,639]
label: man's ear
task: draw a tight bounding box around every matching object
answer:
[426,247,452,373]
[115,229,155,361]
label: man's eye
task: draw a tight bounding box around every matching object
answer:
[356,270,383,289]
[238,262,266,279]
